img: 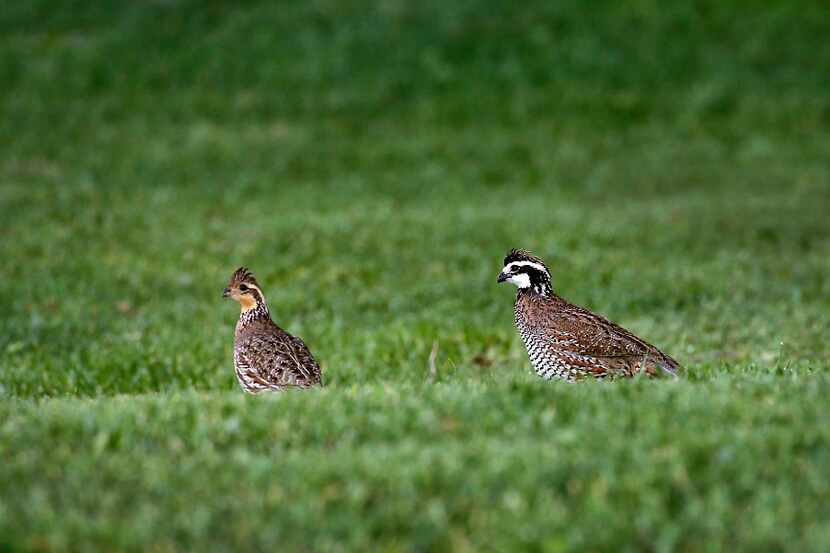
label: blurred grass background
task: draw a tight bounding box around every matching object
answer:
[1,1,829,551]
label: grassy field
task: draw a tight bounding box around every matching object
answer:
[2,1,829,551]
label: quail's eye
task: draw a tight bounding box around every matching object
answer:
[239,284,249,292]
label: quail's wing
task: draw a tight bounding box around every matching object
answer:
[234,349,282,392]
[539,300,680,376]
[238,330,321,387]
[287,334,322,384]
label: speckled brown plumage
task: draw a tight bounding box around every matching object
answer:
[498,249,681,382]
[223,267,321,393]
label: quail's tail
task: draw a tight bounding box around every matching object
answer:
[653,350,683,377]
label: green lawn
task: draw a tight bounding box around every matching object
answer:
[1,1,829,551]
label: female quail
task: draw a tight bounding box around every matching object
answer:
[223,267,322,393]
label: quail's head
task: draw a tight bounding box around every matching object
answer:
[223,267,264,311]
[497,249,552,293]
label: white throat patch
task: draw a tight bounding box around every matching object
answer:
[506,273,531,289]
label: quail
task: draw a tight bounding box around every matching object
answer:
[497,249,681,381]
[223,267,322,393]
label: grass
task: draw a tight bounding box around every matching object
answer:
[1,0,829,551]
[3,380,830,552]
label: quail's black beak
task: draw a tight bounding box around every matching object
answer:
[222,287,231,298]
[497,272,508,283]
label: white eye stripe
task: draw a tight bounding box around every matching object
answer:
[507,261,550,277]
[241,283,264,296]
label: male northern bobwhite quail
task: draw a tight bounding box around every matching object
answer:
[223,267,322,393]
[497,249,681,381]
